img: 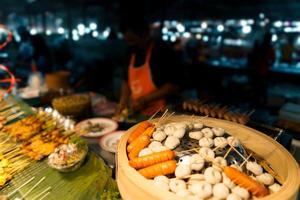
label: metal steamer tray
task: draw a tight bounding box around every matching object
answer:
[173,125,248,171]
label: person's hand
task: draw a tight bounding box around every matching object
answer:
[131,97,148,112]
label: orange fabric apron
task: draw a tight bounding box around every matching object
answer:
[128,44,166,116]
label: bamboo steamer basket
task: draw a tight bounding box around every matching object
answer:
[116,116,300,200]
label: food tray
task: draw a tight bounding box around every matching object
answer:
[116,115,300,200]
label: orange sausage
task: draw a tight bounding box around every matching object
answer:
[128,121,152,144]
[223,166,269,197]
[127,126,154,153]
[138,160,177,179]
[129,150,175,169]
[128,135,150,160]
[141,126,155,137]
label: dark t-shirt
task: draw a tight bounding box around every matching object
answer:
[124,40,181,87]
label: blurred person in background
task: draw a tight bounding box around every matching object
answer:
[31,34,52,73]
[114,19,181,116]
[248,32,275,105]
[16,27,34,84]
[280,36,294,64]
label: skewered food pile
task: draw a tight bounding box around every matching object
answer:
[0,100,77,186]
[125,118,283,199]
[0,125,31,188]
[3,115,46,141]
[182,101,254,124]
[2,113,71,160]
[0,158,12,187]
[0,151,30,187]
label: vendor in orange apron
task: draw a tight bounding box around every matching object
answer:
[128,44,166,116]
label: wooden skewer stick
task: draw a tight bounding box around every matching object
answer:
[176,147,200,155]
[8,154,27,162]
[246,109,256,117]
[4,147,21,155]
[165,112,175,121]
[10,159,30,167]
[148,109,161,121]
[5,150,22,160]
[22,177,46,199]
[1,146,18,154]
[38,191,50,200]
[156,109,169,125]
[212,146,220,152]
[224,146,233,159]
[199,115,209,120]
[31,186,51,200]
[10,163,30,174]
[228,143,247,161]
[0,137,9,145]
[5,111,25,123]
[240,153,252,168]
[7,177,35,197]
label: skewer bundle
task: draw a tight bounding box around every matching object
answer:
[182,100,254,124]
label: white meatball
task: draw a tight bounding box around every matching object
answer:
[156,126,165,131]
[189,181,212,199]
[212,127,225,136]
[152,130,167,142]
[213,183,229,199]
[187,195,200,200]
[138,148,153,157]
[164,136,180,149]
[154,175,170,184]
[227,136,240,147]
[199,137,214,148]
[178,155,192,166]
[222,173,236,189]
[189,131,203,140]
[232,186,250,200]
[173,122,188,130]
[175,164,191,178]
[226,193,241,200]
[176,189,191,197]
[193,122,204,129]
[188,174,205,185]
[148,141,162,151]
[256,173,274,185]
[214,137,228,148]
[268,183,281,193]
[213,157,227,171]
[204,167,222,184]
[169,178,186,193]
[164,125,177,136]
[230,164,242,172]
[173,128,186,139]
[190,154,205,171]
[246,161,263,176]
[199,147,215,160]
[153,181,170,191]
[201,128,214,138]
[152,145,169,153]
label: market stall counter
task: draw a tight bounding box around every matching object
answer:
[0,95,120,200]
